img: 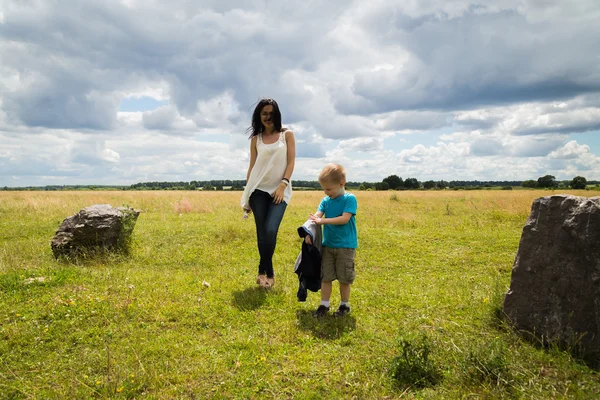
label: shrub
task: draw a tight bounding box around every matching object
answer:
[390,334,441,390]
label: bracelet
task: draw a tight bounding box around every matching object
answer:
[281,179,289,186]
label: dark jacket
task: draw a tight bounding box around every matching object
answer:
[294,220,322,301]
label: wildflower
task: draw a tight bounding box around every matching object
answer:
[116,386,124,393]
[483,297,489,303]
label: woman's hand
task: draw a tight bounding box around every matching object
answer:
[272,183,286,204]
[304,235,312,245]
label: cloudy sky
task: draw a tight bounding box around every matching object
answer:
[1,0,600,187]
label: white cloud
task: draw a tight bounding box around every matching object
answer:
[1,0,600,186]
[548,141,591,160]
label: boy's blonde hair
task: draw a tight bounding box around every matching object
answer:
[319,163,346,184]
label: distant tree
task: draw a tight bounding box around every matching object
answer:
[570,176,587,189]
[358,184,367,190]
[404,178,420,190]
[437,180,448,189]
[521,180,537,188]
[375,182,390,191]
[202,184,215,191]
[230,183,244,191]
[383,175,403,190]
[423,180,436,189]
[537,175,557,188]
[216,185,224,191]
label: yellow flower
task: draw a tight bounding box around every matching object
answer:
[483,297,489,303]
[96,380,101,385]
[116,386,124,393]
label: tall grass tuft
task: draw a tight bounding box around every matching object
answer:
[174,198,193,214]
[463,338,514,389]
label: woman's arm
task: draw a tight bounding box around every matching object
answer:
[272,130,296,204]
[282,130,296,181]
[246,136,258,182]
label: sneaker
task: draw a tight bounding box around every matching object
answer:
[333,304,351,317]
[313,305,330,317]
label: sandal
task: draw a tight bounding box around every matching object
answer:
[265,277,275,289]
[256,274,267,288]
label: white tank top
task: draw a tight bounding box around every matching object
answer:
[241,130,293,209]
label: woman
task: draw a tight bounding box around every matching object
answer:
[241,98,296,289]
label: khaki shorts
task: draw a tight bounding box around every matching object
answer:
[321,247,356,284]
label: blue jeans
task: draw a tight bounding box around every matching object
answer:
[249,190,287,278]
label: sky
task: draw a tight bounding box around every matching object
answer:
[1,0,600,187]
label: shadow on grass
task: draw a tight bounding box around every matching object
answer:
[232,287,268,311]
[54,247,133,265]
[493,298,600,371]
[295,309,356,340]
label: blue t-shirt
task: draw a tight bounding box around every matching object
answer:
[318,192,358,249]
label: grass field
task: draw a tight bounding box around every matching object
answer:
[1,190,599,399]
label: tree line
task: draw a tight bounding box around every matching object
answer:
[364,174,596,191]
[2,175,597,191]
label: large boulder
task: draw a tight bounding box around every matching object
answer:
[503,195,600,363]
[51,204,140,258]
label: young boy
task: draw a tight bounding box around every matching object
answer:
[309,163,358,317]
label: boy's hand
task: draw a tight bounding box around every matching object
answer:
[309,214,323,225]
[304,235,312,245]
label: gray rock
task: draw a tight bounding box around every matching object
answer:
[51,204,140,258]
[503,195,600,363]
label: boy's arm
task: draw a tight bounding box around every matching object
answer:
[305,211,324,244]
[311,212,352,226]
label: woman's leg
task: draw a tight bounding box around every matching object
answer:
[262,200,287,278]
[249,190,270,276]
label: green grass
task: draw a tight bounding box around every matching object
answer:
[1,190,599,398]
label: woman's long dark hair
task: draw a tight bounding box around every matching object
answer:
[247,98,282,138]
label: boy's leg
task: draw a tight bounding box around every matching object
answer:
[333,249,355,317]
[314,281,332,317]
[339,283,350,303]
[321,281,333,303]
[314,247,335,317]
